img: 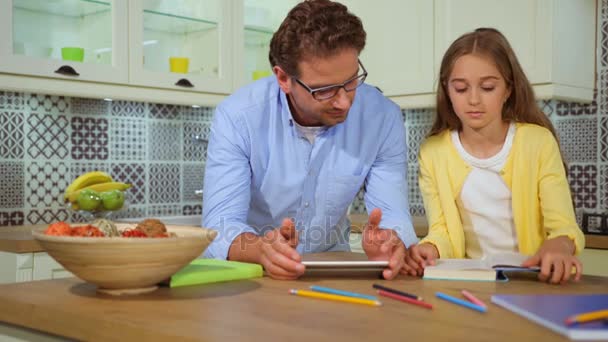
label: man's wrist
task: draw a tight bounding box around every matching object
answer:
[228,232,262,263]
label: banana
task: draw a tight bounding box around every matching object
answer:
[67,182,132,203]
[64,171,113,201]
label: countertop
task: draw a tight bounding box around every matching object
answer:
[0,252,606,341]
[2,214,606,253]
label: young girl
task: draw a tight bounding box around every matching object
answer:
[405,28,584,284]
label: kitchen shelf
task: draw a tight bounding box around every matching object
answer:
[14,0,111,18]
[143,9,218,34]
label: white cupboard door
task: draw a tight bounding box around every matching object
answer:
[0,0,128,84]
[434,0,551,84]
[129,0,235,94]
[341,0,435,97]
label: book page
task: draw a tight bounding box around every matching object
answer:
[487,252,529,268]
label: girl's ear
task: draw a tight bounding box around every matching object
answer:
[504,85,512,104]
[273,66,292,94]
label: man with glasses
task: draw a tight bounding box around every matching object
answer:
[203,0,419,280]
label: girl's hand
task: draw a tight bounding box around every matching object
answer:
[521,236,583,284]
[402,243,439,276]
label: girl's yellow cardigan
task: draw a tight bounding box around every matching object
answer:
[418,123,585,258]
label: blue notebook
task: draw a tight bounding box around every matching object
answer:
[491,294,608,340]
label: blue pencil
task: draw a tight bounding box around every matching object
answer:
[436,292,487,313]
[310,285,378,301]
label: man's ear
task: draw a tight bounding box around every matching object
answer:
[273,65,292,94]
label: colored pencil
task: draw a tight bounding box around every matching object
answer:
[565,309,608,325]
[372,283,423,301]
[377,289,433,309]
[289,289,382,307]
[461,290,487,308]
[436,292,487,313]
[310,285,378,301]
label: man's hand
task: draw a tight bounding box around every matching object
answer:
[361,208,407,280]
[228,218,305,280]
[404,243,439,276]
[521,236,582,284]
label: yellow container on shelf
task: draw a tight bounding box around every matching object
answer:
[169,57,189,73]
[252,70,272,80]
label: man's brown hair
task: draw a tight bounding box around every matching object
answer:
[269,0,366,77]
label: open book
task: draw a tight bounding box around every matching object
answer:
[423,252,539,282]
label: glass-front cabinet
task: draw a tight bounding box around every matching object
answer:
[0,0,128,83]
[235,0,299,88]
[129,0,234,94]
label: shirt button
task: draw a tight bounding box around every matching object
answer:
[304,202,310,208]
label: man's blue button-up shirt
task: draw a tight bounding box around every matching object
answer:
[203,77,418,259]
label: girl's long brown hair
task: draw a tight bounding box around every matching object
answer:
[430,28,559,141]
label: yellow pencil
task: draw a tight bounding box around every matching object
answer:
[289,289,382,307]
[565,309,608,325]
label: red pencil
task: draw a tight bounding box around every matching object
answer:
[377,289,433,310]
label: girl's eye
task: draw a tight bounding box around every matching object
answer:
[481,86,495,92]
[454,88,467,93]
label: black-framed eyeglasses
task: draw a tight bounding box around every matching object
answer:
[293,60,368,101]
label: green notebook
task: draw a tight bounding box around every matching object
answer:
[170,258,263,288]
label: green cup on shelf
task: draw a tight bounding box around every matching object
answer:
[61,47,84,62]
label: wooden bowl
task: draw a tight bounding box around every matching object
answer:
[32,224,217,295]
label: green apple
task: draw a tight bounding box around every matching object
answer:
[100,190,125,211]
[76,189,102,211]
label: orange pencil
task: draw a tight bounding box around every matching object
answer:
[565,309,608,325]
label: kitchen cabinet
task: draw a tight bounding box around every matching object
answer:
[0,251,72,284]
[128,0,234,94]
[341,0,435,102]
[0,0,129,84]
[434,0,596,104]
[0,0,597,107]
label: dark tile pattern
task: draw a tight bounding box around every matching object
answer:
[148,204,181,217]
[182,163,205,202]
[110,118,146,161]
[0,162,24,209]
[556,97,597,116]
[72,98,110,116]
[149,163,180,204]
[350,187,366,214]
[27,113,69,159]
[26,208,69,225]
[601,117,608,163]
[568,164,597,209]
[538,100,556,117]
[183,204,202,216]
[26,94,69,114]
[183,122,210,162]
[149,121,181,161]
[600,70,608,116]
[602,20,608,69]
[149,104,181,120]
[25,161,70,207]
[554,118,597,163]
[183,106,214,121]
[600,165,608,210]
[0,111,24,159]
[0,211,25,226]
[408,164,422,205]
[111,100,146,118]
[111,163,146,204]
[406,125,427,164]
[0,91,24,110]
[71,117,109,160]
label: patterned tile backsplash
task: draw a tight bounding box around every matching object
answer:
[0,95,212,226]
[1,3,608,227]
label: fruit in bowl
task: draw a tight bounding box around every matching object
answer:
[64,171,131,216]
[33,219,217,295]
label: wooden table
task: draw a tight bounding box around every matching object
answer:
[0,252,606,341]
